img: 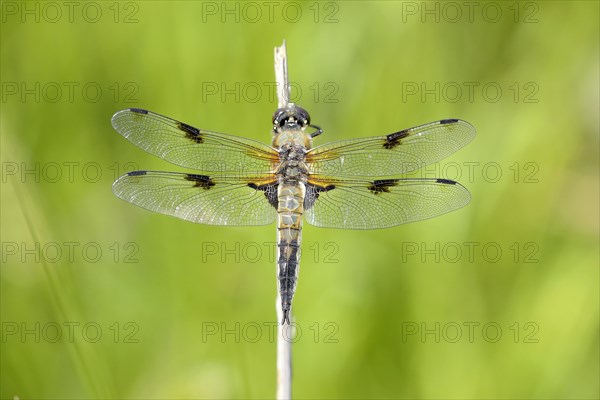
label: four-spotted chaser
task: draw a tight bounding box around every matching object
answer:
[112,105,475,324]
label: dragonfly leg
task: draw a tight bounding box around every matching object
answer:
[309,124,323,138]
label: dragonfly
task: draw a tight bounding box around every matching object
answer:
[111,105,475,324]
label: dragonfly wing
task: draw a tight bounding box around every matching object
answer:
[306,119,475,177]
[113,171,278,226]
[112,108,278,174]
[304,177,471,229]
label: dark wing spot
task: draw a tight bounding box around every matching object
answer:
[436,178,457,185]
[384,129,410,149]
[440,119,459,124]
[127,170,147,176]
[177,121,203,143]
[304,183,335,209]
[129,108,149,114]
[185,174,214,189]
[368,179,398,194]
[249,182,279,209]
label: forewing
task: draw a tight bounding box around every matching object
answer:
[113,171,277,226]
[306,119,475,177]
[112,108,278,174]
[304,177,471,229]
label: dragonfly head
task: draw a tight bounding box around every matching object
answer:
[272,104,310,133]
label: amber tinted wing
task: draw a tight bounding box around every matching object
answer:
[112,108,278,174]
[304,177,470,229]
[113,171,278,226]
[306,119,475,178]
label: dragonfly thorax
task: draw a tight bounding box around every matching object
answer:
[276,142,309,184]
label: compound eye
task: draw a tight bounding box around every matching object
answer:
[297,108,310,127]
[272,109,285,125]
[272,115,279,125]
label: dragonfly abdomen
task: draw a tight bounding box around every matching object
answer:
[276,183,305,324]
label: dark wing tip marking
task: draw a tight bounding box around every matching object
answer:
[440,118,459,124]
[129,108,149,114]
[185,173,215,189]
[177,121,203,143]
[127,170,147,176]
[384,129,410,149]
[436,178,458,185]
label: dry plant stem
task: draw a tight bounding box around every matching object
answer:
[274,40,293,400]
[274,41,290,108]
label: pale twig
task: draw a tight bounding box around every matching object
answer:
[274,41,290,108]
[274,40,293,400]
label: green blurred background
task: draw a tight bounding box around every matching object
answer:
[1,1,598,399]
